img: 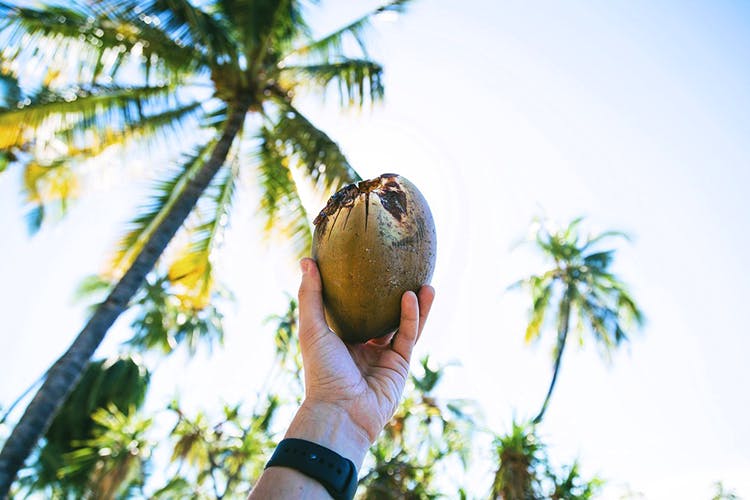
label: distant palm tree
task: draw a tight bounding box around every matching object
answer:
[490,421,603,500]
[491,421,542,500]
[0,0,410,493]
[515,218,644,424]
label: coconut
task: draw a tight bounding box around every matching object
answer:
[312,173,436,343]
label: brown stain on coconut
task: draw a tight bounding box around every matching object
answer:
[312,173,437,343]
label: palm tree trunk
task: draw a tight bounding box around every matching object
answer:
[532,292,572,425]
[0,97,252,498]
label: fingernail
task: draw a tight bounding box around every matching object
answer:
[300,259,310,274]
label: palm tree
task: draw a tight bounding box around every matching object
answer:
[490,421,542,500]
[515,217,644,424]
[490,422,602,500]
[0,0,410,493]
[17,356,150,498]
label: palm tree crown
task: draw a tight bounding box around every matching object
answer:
[0,0,409,494]
[516,217,644,424]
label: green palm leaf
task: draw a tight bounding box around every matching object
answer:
[218,0,308,58]
[271,105,361,188]
[167,154,238,308]
[12,98,202,233]
[280,59,384,106]
[137,0,238,63]
[109,140,217,277]
[22,356,149,497]
[59,405,152,498]
[257,128,313,258]
[288,0,412,61]
[128,274,225,355]
[0,1,201,80]
[0,84,179,147]
[67,99,203,154]
[581,229,630,251]
[21,160,79,234]
[525,277,555,343]
[0,70,20,111]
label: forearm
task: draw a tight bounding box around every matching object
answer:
[249,466,331,499]
[248,401,371,499]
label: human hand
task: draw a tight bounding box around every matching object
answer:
[287,257,435,467]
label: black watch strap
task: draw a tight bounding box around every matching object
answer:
[265,438,358,500]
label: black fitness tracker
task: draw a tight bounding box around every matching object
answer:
[265,438,358,500]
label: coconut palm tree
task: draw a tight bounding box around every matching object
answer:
[16,356,150,498]
[490,421,542,500]
[0,0,410,493]
[490,421,602,500]
[515,218,644,424]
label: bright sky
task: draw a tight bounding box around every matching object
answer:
[2,1,749,498]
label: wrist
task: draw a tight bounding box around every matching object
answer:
[285,400,372,469]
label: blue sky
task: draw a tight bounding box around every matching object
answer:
[2,1,749,498]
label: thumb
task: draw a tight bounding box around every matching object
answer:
[297,258,329,340]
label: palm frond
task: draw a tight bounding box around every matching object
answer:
[582,250,614,272]
[0,69,21,110]
[577,294,622,352]
[280,59,384,107]
[525,277,554,343]
[59,404,152,498]
[270,105,360,189]
[562,216,586,242]
[168,408,211,467]
[82,99,202,153]
[28,356,150,496]
[581,229,630,251]
[22,160,80,234]
[588,273,644,330]
[19,99,203,165]
[287,0,412,61]
[128,274,225,355]
[11,98,202,233]
[137,0,238,64]
[218,0,308,58]
[0,84,179,148]
[109,139,216,278]
[167,157,238,309]
[0,2,201,82]
[547,460,604,499]
[257,128,313,258]
[617,287,645,327]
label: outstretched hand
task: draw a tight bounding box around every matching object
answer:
[292,258,435,459]
[248,259,435,498]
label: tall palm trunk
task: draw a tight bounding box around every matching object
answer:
[0,97,251,498]
[532,291,572,425]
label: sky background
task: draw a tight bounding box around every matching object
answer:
[2,0,749,498]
